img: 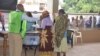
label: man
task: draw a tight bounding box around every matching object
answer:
[85,16,92,28]
[96,12,100,28]
[8,4,26,56]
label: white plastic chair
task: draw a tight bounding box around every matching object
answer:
[74,31,82,44]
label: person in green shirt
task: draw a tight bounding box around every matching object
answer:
[8,4,26,56]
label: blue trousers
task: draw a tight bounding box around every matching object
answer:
[64,31,73,47]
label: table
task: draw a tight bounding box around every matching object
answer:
[23,31,40,56]
[0,31,8,56]
[0,31,40,56]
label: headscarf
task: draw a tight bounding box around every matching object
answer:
[40,10,49,21]
[58,9,65,15]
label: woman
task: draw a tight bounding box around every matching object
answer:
[54,9,68,56]
[0,12,5,31]
[76,16,79,27]
[22,12,37,31]
[39,11,54,56]
[79,15,84,28]
[93,16,96,28]
[70,17,77,29]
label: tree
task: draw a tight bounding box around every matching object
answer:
[61,0,100,13]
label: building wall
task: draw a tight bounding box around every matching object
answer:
[80,29,100,43]
[68,14,100,43]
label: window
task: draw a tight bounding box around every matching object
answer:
[0,0,17,10]
[18,0,47,12]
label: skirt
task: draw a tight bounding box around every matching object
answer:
[39,26,54,56]
[54,31,68,52]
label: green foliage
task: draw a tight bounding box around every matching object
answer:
[61,2,70,11]
[80,4,92,13]
[93,5,100,13]
[62,0,100,13]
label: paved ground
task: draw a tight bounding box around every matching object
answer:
[0,39,100,56]
[66,43,100,56]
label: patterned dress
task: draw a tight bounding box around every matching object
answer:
[54,14,68,52]
[39,16,54,56]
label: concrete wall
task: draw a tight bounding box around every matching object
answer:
[68,14,100,43]
[80,29,100,43]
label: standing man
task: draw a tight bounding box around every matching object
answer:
[8,4,25,56]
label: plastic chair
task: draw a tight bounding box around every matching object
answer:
[74,31,82,44]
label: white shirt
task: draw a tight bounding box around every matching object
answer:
[22,13,37,22]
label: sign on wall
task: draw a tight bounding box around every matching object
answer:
[18,0,47,12]
[0,0,17,10]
